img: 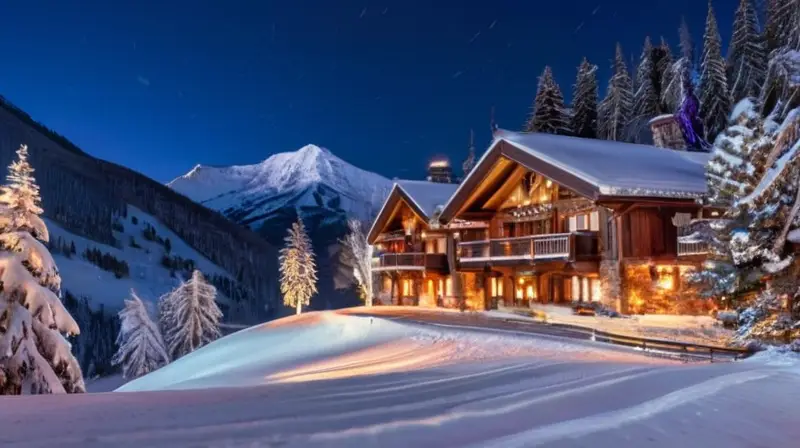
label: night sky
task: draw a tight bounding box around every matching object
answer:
[0,1,738,183]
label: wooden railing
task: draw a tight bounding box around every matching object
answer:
[678,240,709,256]
[376,229,407,242]
[458,232,599,262]
[375,252,447,270]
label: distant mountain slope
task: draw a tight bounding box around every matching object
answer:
[0,96,279,375]
[168,144,393,310]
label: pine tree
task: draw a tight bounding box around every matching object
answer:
[279,218,317,314]
[599,43,634,141]
[664,19,697,113]
[0,145,85,394]
[699,1,732,140]
[765,0,799,53]
[631,37,661,141]
[340,219,374,306]
[728,0,767,104]
[524,66,571,135]
[570,57,599,138]
[160,270,222,359]
[656,38,676,112]
[112,290,169,379]
[462,129,476,177]
[690,101,774,302]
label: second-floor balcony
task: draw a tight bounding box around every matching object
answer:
[372,252,448,271]
[677,240,709,257]
[457,232,599,264]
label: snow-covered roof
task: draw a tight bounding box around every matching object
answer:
[495,129,709,198]
[439,129,710,222]
[395,180,459,219]
[367,180,459,243]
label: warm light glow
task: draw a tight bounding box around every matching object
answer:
[445,276,453,296]
[429,160,450,168]
[539,194,549,202]
[518,277,524,285]
[582,277,590,301]
[592,279,602,302]
[402,279,411,296]
[545,179,552,188]
[516,287,523,299]
[420,231,427,239]
[453,232,460,239]
[657,275,674,290]
[526,285,534,299]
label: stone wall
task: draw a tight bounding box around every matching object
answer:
[599,259,622,311]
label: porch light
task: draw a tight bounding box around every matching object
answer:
[545,180,552,188]
[518,278,524,285]
[421,231,427,239]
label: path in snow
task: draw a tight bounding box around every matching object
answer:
[0,312,797,447]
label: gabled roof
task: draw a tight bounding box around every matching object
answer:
[440,129,709,222]
[367,180,460,243]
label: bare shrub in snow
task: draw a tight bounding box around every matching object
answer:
[340,219,374,306]
[0,144,84,394]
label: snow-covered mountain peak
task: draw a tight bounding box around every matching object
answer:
[168,144,393,227]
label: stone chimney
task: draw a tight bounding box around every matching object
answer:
[649,114,686,150]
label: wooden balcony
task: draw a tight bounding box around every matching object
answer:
[373,252,448,271]
[458,232,599,265]
[677,240,709,257]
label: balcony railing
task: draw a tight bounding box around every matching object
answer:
[458,232,599,263]
[374,252,448,271]
[376,229,407,242]
[677,240,709,256]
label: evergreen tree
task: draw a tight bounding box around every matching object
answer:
[599,43,634,141]
[524,66,571,135]
[160,270,222,359]
[570,57,599,138]
[656,37,676,112]
[728,0,767,104]
[112,290,170,379]
[765,0,799,53]
[462,129,476,177]
[690,101,774,303]
[340,219,374,306]
[279,218,317,314]
[699,1,732,140]
[632,37,661,141]
[0,145,84,394]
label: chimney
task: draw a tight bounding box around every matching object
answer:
[427,159,452,183]
[649,114,687,150]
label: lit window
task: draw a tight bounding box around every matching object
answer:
[516,287,523,299]
[402,279,410,296]
[526,285,534,299]
[582,277,590,301]
[591,279,602,302]
[590,211,599,231]
[445,277,453,296]
[571,276,580,300]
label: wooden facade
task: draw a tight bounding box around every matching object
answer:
[368,131,714,314]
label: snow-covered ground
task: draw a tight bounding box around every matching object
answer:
[493,304,734,346]
[47,204,232,311]
[1,311,798,447]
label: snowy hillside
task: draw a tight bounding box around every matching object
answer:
[5,310,799,446]
[168,144,392,227]
[48,204,233,312]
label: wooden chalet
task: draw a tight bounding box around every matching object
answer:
[368,129,718,314]
[367,180,473,307]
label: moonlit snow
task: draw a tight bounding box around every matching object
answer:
[1,311,798,447]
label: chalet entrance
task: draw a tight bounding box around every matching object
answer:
[549,274,566,304]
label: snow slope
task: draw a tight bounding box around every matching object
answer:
[48,204,232,311]
[1,311,798,447]
[167,144,393,225]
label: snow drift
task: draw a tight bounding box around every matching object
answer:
[118,311,672,392]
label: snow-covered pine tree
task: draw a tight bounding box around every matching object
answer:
[690,101,774,302]
[462,129,476,177]
[656,38,676,113]
[631,37,661,142]
[728,0,767,104]
[0,144,84,394]
[699,1,733,140]
[279,218,317,314]
[524,66,571,135]
[112,290,169,379]
[765,0,799,53]
[600,43,634,141]
[570,57,599,139]
[664,18,697,112]
[160,270,222,359]
[340,219,374,306]
[734,109,800,344]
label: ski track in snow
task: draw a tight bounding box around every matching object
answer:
[1,312,799,447]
